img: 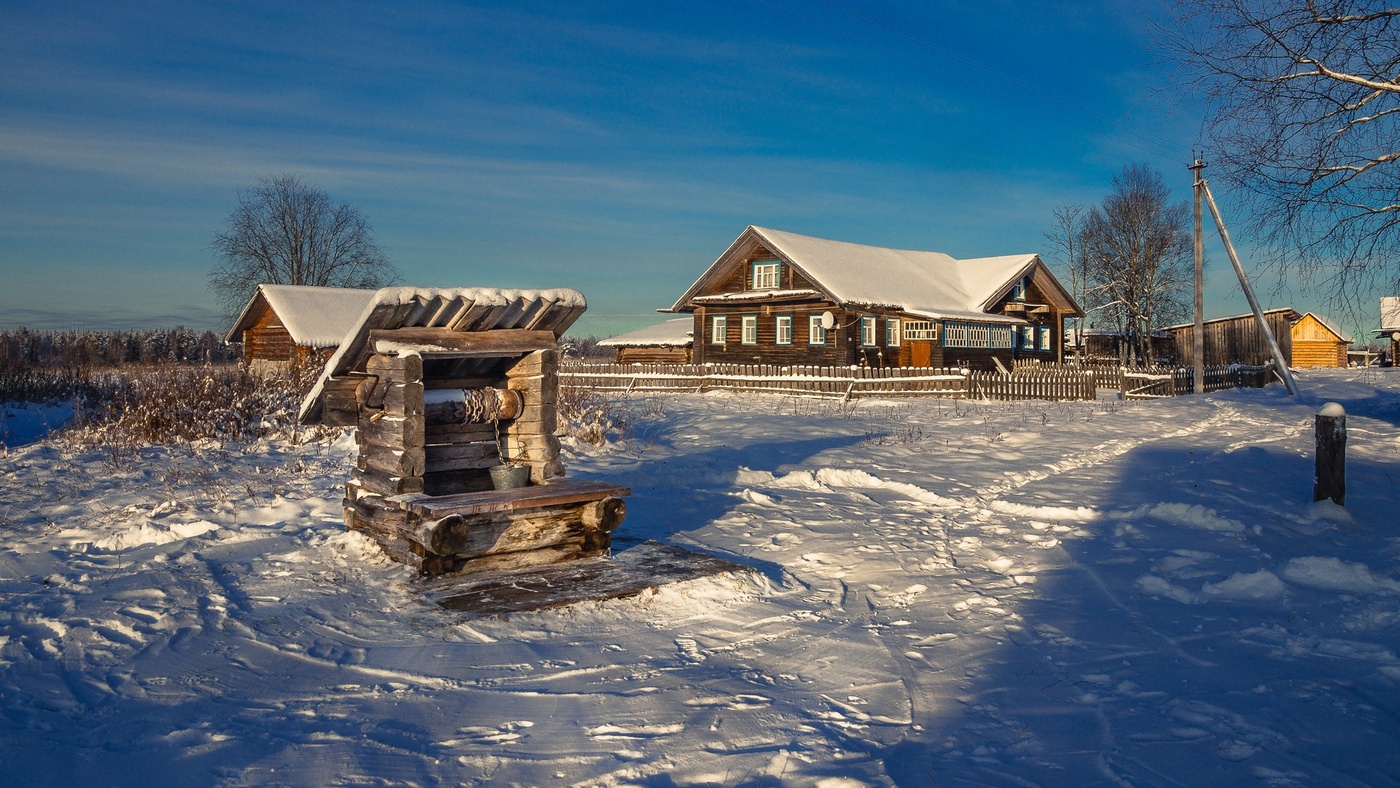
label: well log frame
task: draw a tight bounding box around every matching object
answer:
[336,329,628,576]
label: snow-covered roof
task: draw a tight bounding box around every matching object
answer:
[598,318,694,347]
[1380,296,1400,332]
[1161,308,1300,332]
[1298,312,1354,344]
[225,284,378,348]
[667,226,1081,323]
[299,286,587,424]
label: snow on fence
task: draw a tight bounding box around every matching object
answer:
[560,363,1100,402]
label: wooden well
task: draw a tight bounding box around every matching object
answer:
[319,323,628,576]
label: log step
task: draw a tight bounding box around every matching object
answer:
[391,478,630,518]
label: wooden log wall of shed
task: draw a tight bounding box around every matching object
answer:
[616,346,692,364]
[245,308,294,361]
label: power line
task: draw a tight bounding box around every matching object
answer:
[752,0,1192,162]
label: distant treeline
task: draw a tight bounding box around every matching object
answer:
[0,327,238,369]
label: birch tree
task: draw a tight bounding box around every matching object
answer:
[209,175,399,315]
[1080,165,1194,363]
[1164,0,1400,300]
[1043,205,1090,355]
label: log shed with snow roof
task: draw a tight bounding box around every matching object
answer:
[597,317,694,363]
[225,284,378,370]
[299,286,629,576]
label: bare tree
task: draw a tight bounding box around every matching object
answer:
[209,175,399,315]
[1163,0,1400,303]
[1043,205,1089,356]
[1080,164,1195,363]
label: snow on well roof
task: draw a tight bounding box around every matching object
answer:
[597,318,694,347]
[299,286,587,424]
[669,226,1065,323]
[225,284,378,348]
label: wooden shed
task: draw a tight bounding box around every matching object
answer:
[597,318,693,364]
[1375,296,1400,362]
[1290,312,1353,368]
[1163,308,1298,368]
[298,287,629,577]
[225,284,376,369]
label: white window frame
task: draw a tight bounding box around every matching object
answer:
[751,262,780,290]
[1012,277,1027,302]
[970,323,989,347]
[885,318,901,347]
[860,316,877,347]
[775,315,793,346]
[903,320,936,340]
[1039,326,1052,351]
[990,325,1012,348]
[944,322,969,348]
[711,315,727,345]
[808,314,826,345]
[741,315,758,345]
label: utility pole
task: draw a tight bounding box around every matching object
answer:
[1199,178,1299,396]
[1189,157,1206,394]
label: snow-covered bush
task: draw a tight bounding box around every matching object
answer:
[557,384,626,446]
[65,363,329,447]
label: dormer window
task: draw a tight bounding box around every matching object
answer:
[751,262,781,290]
[1011,276,1027,302]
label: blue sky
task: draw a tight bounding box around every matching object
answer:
[0,0,1348,338]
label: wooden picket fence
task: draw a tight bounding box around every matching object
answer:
[1120,363,1274,400]
[559,362,1098,402]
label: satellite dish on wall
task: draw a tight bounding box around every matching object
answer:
[820,311,835,330]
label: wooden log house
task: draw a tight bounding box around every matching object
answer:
[1376,296,1400,363]
[662,226,1083,372]
[1290,312,1353,368]
[298,287,629,576]
[225,284,377,370]
[597,317,693,363]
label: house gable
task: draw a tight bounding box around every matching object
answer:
[676,228,836,308]
[981,257,1081,317]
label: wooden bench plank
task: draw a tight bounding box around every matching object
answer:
[390,478,630,518]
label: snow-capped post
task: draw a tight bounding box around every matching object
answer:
[1314,403,1346,506]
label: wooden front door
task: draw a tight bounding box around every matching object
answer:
[910,341,932,367]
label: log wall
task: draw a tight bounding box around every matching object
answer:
[1168,312,1295,367]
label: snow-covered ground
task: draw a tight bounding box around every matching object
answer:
[2,369,1399,786]
[1,402,73,449]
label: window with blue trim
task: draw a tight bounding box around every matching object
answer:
[775,315,792,345]
[1022,325,1037,349]
[751,262,781,290]
[1012,277,1027,301]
